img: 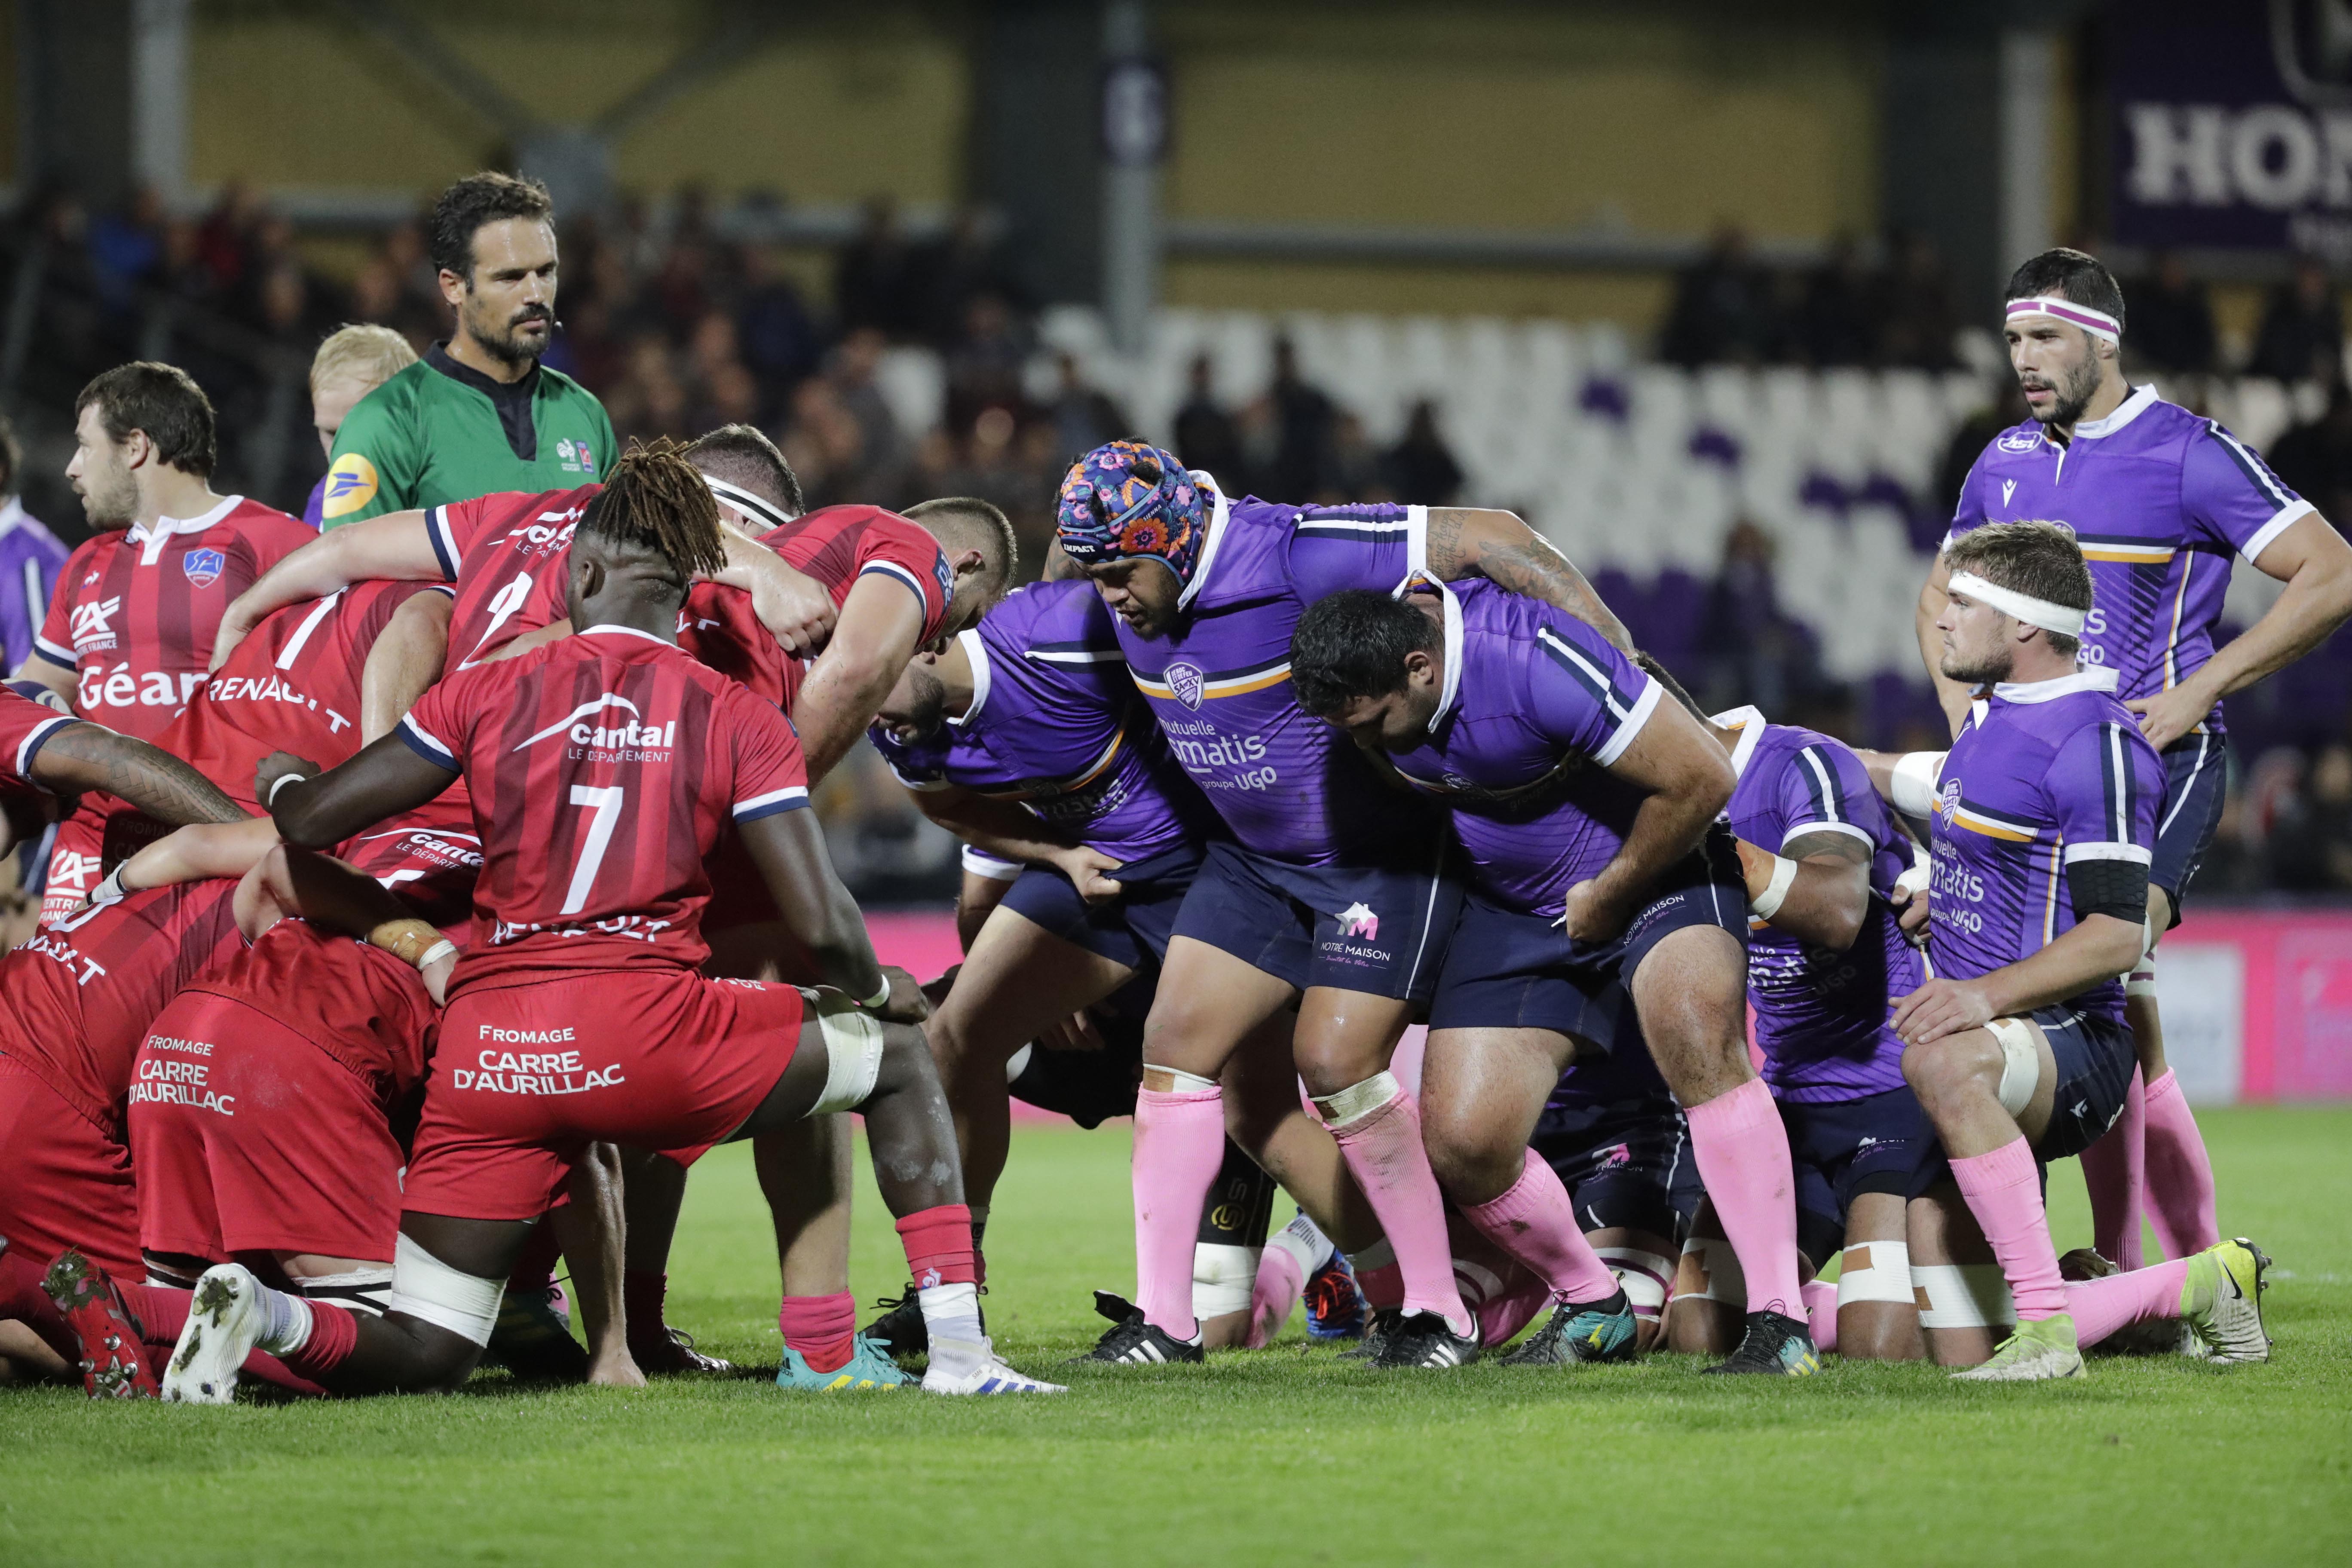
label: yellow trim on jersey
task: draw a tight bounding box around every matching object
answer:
[1950,806,2039,843]
[1130,664,1293,701]
[2079,543,2175,564]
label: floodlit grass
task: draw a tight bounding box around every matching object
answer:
[3,1108,2347,1565]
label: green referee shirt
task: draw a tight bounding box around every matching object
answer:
[321,343,617,527]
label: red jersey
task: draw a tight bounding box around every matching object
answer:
[0,882,245,1126]
[178,918,436,1111]
[0,686,83,799]
[427,486,600,674]
[339,793,483,936]
[681,503,954,709]
[151,579,444,810]
[398,624,810,984]
[33,497,315,742]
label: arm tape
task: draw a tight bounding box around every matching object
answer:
[2065,858,2150,925]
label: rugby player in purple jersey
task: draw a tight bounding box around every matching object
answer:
[1896,522,2269,1380]
[1056,441,1633,1370]
[1922,249,2352,1273]
[1290,579,1816,1375]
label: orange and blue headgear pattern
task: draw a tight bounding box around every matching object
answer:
[1054,441,1209,582]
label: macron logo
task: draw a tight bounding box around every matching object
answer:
[2001,479,2017,508]
[1338,902,1380,941]
[514,692,674,753]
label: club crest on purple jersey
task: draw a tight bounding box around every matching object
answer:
[182,547,226,588]
[1940,776,1962,819]
[1166,661,1205,709]
[1338,901,1380,940]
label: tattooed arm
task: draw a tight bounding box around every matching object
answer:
[1421,508,1633,650]
[31,723,250,825]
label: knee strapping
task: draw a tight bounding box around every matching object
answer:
[1834,1240,1914,1309]
[1598,1246,1675,1320]
[386,1234,506,1347]
[1911,1262,2016,1329]
[1986,1017,2041,1118]
[809,993,886,1115]
[1192,1242,1261,1319]
[298,1267,395,1318]
[1679,1234,1745,1305]
[1313,1071,1401,1130]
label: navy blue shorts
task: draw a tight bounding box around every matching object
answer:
[999,844,1202,970]
[1530,1079,1687,1241]
[1170,837,1460,1002]
[2035,1004,2137,1161]
[1426,829,1749,1048]
[1778,1086,1935,1265]
[2151,733,2230,917]
[1004,973,1150,1129]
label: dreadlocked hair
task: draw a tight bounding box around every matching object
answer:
[583,438,728,582]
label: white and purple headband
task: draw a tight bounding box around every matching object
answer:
[1947,570,2086,638]
[2004,295,2120,345]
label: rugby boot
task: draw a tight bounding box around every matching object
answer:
[163,1263,269,1404]
[2181,1237,2271,1364]
[1951,1313,2084,1381]
[487,1283,589,1382]
[1302,1251,1369,1341]
[634,1322,733,1376]
[1501,1289,1639,1368]
[1703,1309,1821,1376]
[2061,1248,2189,1357]
[863,1281,988,1364]
[1339,1306,1402,1360]
[40,1249,158,1400]
[923,1337,1067,1394]
[1075,1290,1203,1365]
[777,1334,908,1390]
[1369,1310,1480,1369]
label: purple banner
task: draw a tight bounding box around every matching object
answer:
[2113,1,2352,260]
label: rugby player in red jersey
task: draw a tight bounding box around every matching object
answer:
[0,830,428,1390]
[163,444,1058,1400]
[7,364,312,916]
[0,684,246,856]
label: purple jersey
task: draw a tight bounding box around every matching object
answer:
[1949,386,2310,733]
[1714,707,1923,1102]
[1927,668,2163,1026]
[0,499,68,673]
[873,578,1216,864]
[1111,482,1443,867]
[1380,580,1660,919]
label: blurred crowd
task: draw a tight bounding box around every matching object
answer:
[3,182,2350,899]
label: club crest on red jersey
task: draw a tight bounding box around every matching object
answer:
[182,547,226,588]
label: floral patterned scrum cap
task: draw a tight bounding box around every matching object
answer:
[1054,441,1210,582]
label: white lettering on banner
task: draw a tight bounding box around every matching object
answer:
[75,662,207,714]
[2128,101,2352,213]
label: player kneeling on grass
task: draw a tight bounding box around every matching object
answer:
[162,443,1059,1401]
[1290,579,1816,1375]
[1889,521,2268,1381]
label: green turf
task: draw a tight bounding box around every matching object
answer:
[4,1108,2348,1565]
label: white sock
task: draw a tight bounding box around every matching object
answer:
[1270,1213,1335,1280]
[254,1282,315,1354]
[919,1281,987,1373]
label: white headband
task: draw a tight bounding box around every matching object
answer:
[2004,295,2120,344]
[1948,570,2086,638]
[703,474,795,534]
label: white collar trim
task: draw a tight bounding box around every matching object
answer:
[1174,471,1233,613]
[1708,704,1768,778]
[129,493,241,564]
[948,628,991,727]
[1391,572,1463,725]
[1993,666,2119,703]
[579,623,674,648]
[2068,385,2158,441]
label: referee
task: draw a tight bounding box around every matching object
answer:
[321,172,616,528]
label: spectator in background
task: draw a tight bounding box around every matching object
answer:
[196,179,263,301]
[914,206,1019,346]
[1318,411,1385,502]
[735,244,821,420]
[1173,353,1243,481]
[2130,251,2218,374]
[2266,379,2352,530]
[1870,229,1957,369]
[1661,224,1778,367]
[1044,352,1130,464]
[1792,233,1876,368]
[2268,743,2352,891]
[834,196,920,339]
[1383,399,1462,505]
[2251,255,2344,383]
[1263,334,1335,499]
[944,292,1029,432]
[0,414,68,671]
[303,324,418,526]
[1936,374,2031,520]
[87,185,165,313]
[1697,518,1823,719]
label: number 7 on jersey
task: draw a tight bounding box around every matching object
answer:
[561,785,625,915]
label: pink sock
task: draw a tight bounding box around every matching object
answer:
[1476,1274,1550,1348]
[1949,1137,2068,1320]
[1801,1277,1840,1353]
[1245,1246,1306,1349]
[1131,1084,1227,1338]
[1683,1078,1805,1317]
[2142,1070,2220,1256]
[1460,1148,1621,1305]
[2079,1068,2147,1270]
[1326,1090,1471,1335]
[2065,1258,2189,1348]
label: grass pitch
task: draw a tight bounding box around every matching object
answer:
[3,1107,2347,1565]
